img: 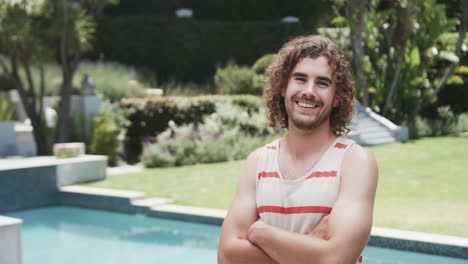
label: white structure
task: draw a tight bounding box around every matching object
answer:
[350,102,408,145]
[281,16,300,23]
[0,216,21,264]
[175,8,193,18]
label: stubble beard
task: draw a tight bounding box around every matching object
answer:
[286,96,332,131]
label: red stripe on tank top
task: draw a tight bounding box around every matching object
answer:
[257,206,332,214]
[306,171,337,179]
[258,171,280,179]
[266,146,277,150]
[334,143,348,149]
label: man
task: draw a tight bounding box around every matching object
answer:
[218,35,378,264]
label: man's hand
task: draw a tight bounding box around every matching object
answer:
[248,215,331,246]
[247,219,269,243]
[308,215,331,240]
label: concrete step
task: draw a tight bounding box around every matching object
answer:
[355,125,390,133]
[354,119,384,127]
[360,133,395,141]
[361,137,397,145]
[131,197,173,207]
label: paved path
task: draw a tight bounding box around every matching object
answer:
[106,164,144,176]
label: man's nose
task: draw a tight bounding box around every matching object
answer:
[302,82,318,96]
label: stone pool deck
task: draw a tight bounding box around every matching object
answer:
[0,155,107,264]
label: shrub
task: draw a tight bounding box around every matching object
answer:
[214,63,265,95]
[431,106,457,136]
[94,15,309,83]
[456,112,468,133]
[252,54,277,75]
[142,130,278,168]
[76,61,147,102]
[89,102,129,166]
[9,62,147,101]
[161,80,215,96]
[141,144,176,167]
[141,102,280,167]
[408,116,431,139]
[121,95,264,163]
[0,93,15,121]
[121,96,217,163]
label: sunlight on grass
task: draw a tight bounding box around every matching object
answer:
[82,136,468,236]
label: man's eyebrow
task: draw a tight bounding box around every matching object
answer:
[292,72,308,78]
[317,76,333,84]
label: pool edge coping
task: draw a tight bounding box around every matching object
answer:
[3,185,467,260]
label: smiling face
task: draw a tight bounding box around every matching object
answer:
[282,56,340,131]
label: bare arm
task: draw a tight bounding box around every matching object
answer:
[247,145,378,264]
[218,149,278,264]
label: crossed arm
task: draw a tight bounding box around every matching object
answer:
[218,145,378,264]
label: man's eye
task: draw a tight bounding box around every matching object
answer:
[318,82,329,87]
[295,78,306,82]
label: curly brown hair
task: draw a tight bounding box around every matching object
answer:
[264,35,355,136]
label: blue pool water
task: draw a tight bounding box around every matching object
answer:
[5,206,468,264]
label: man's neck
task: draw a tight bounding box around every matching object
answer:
[283,122,337,159]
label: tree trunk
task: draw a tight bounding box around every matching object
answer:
[10,58,50,155]
[383,5,410,116]
[56,61,77,143]
[56,8,77,143]
[346,0,369,106]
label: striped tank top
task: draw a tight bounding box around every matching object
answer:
[255,136,363,263]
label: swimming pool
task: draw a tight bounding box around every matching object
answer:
[6,206,468,264]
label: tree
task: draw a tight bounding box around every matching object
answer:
[345,0,369,106]
[0,0,52,154]
[0,0,117,153]
[45,0,113,143]
[330,0,466,126]
[410,0,468,120]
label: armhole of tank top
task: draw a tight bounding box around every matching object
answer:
[255,146,268,188]
[336,139,355,182]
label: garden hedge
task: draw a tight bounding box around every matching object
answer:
[103,0,332,28]
[93,15,310,83]
[121,95,264,163]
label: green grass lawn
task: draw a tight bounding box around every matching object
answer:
[82,136,468,237]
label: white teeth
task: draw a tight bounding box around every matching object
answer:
[298,102,318,108]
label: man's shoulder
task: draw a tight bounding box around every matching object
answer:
[344,143,376,166]
[246,138,280,162]
[342,143,378,183]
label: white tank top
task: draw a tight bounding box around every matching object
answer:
[255,136,363,263]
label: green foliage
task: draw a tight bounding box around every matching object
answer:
[121,95,264,163]
[11,62,147,101]
[330,0,463,123]
[90,102,129,166]
[0,93,15,121]
[85,136,468,237]
[214,63,265,95]
[104,0,332,29]
[161,81,215,96]
[408,116,432,139]
[94,15,308,83]
[252,54,277,75]
[408,106,467,138]
[456,113,468,133]
[141,102,279,168]
[77,61,146,101]
[431,106,457,136]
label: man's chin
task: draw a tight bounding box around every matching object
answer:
[290,116,329,130]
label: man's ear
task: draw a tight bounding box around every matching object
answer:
[333,95,341,107]
[281,87,286,97]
